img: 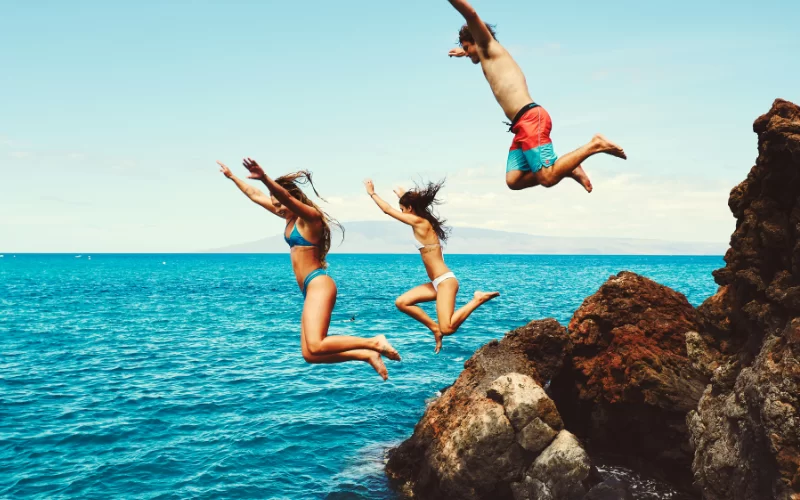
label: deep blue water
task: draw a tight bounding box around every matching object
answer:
[0,254,722,499]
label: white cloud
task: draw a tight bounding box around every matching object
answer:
[0,152,736,252]
[325,165,734,245]
[0,135,34,149]
[0,214,76,226]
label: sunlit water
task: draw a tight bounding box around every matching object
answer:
[0,254,720,498]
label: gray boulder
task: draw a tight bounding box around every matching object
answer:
[385,320,592,499]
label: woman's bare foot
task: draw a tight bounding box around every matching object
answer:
[570,165,593,193]
[592,134,627,159]
[428,325,444,354]
[434,329,443,354]
[375,334,401,362]
[367,351,388,381]
[473,291,501,305]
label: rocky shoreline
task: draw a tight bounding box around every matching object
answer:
[385,99,800,499]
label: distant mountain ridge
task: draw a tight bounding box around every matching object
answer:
[205,221,725,255]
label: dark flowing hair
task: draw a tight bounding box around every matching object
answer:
[458,22,497,47]
[275,170,343,267]
[398,179,450,242]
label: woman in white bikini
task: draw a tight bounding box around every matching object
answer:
[217,158,401,380]
[364,179,499,354]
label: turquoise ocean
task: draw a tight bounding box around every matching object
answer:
[0,254,721,499]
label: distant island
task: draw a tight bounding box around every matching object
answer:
[205,221,726,255]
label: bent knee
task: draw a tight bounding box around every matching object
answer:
[302,351,316,363]
[439,325,457,335]
[306,342,324,357]
[538,172,558,187]
[395,297,408,310]
[505,173,525,190]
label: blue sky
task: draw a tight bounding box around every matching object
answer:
[1,0,798,252]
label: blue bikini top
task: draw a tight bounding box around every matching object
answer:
[284,221,317,248]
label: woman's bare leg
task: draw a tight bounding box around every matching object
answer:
[395,283,440,344]
[303,276,400,361]
[449,291,501,330]
[300,327,388,380]
[433,280,499,354]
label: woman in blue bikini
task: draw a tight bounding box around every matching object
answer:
[217,158,401,380]
[364,178,499,354]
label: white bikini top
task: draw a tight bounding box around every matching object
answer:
[413,235,441,251]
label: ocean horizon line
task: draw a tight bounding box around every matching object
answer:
[0,252,726,257]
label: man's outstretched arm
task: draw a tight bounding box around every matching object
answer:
[447,0,493,48]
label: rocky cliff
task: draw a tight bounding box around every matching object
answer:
[687,99,800,500]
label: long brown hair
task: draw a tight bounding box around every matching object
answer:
[399,179,450,242]
[275,170,343,267]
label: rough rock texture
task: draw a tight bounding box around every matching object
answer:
[385,319,590,499]
[688,99,800,500]
[511,430,592,500]
[488,374,562,454]
[551,271,709,486]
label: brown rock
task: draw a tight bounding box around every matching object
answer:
[551,271,708,488]
[385,319,589,499]
[689,99,800,500]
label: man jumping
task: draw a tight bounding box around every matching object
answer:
[446,0,626,192]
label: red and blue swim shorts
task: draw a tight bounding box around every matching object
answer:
[506,103,559,174]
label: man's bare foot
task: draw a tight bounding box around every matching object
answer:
[473,291,501,305]
[592,134,627,159]
[570,165,593,193]
[375,334,401,362]
[367,351,388,381]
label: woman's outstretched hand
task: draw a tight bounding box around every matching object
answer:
[393,186,406,199]
[217,160,234,178]
[242,157,266,180]
[364,179,375,195]
[448,48,467,58]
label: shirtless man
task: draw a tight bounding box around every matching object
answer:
[446,0,626,192]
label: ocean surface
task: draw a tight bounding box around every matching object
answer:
[0,254,722,499]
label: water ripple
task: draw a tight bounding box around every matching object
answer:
[0,254,720,498]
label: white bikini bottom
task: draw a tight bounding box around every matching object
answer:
[432,272,457,292]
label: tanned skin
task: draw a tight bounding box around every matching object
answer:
[446,0,626,192]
